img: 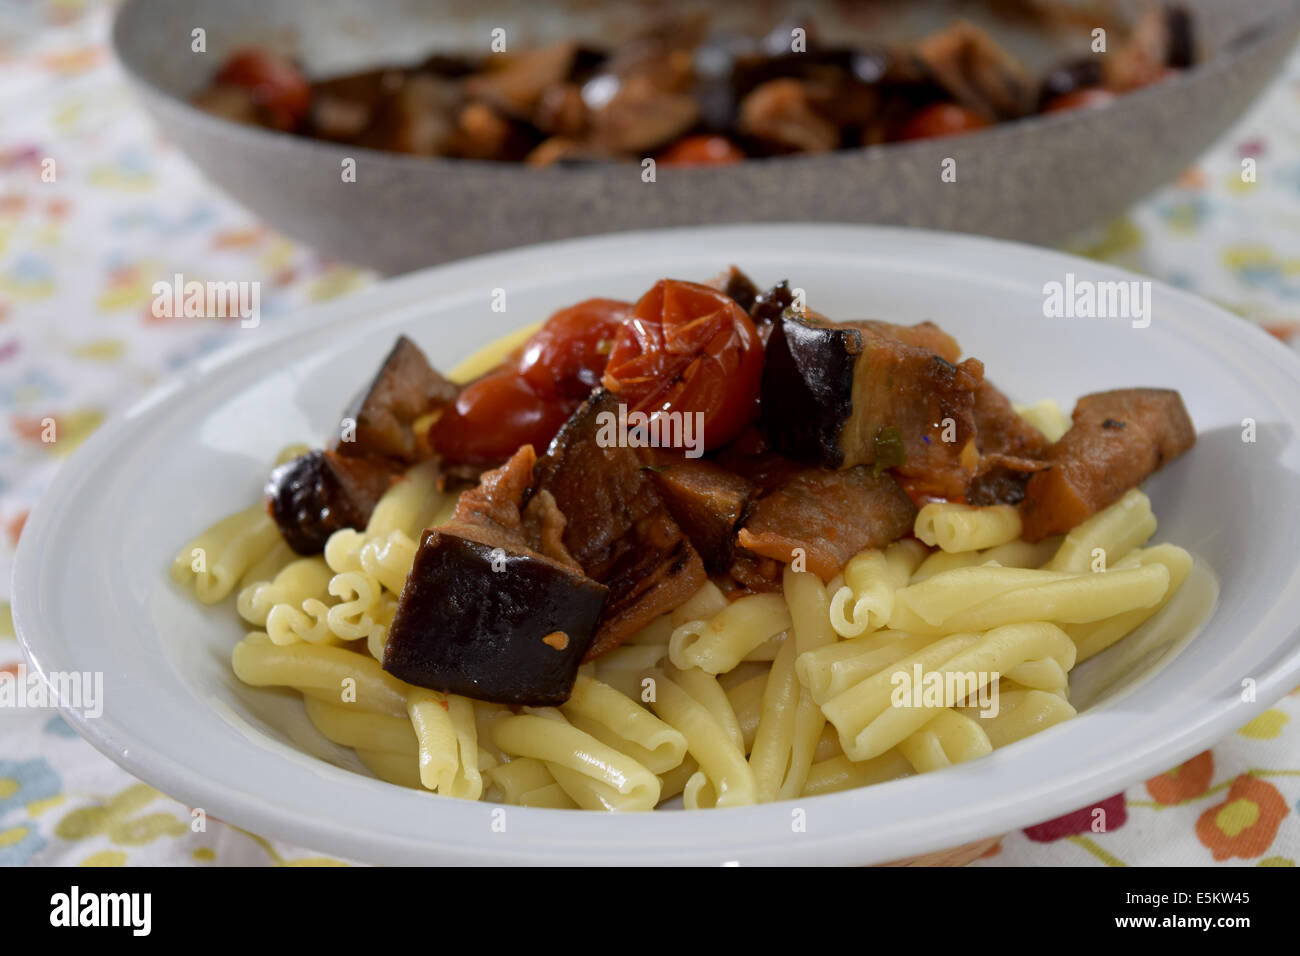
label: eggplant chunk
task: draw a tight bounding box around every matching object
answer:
[536,390,707,658]
[644,450,756,573]
[1021,388,1195,541]
[760,314,984,500]
[383,531,608,705]
[717,265,759,312]
[266,450,396,554]
[335,335,458,463]
[735,465,917,581]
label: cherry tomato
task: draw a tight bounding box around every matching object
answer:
[896,102,990,141]
[602,279,763,451]
[1042,87,1117,113]
[430,369,575,466]
[518,298,630,400]
[215,48,311,130]
[658,135,746,167]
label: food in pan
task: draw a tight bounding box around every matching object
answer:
[173,264,1204,810]
[192,3,1195,164]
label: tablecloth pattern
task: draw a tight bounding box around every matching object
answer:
[1,0,1297,867]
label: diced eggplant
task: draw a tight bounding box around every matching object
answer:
[266,450,397,554]
[644,450,756,573]
[747,279,794,345]
[760,314,984,500]
[536,390,707,658]
[384,445,607,705]
[737,78,840,154]
[734,465,917,581]
[844,319,963,364]
[383,530,608,705]
[307,69,405,142]
[1021,388,1195,540]
[973,378,1049,461]
[335,335,458,464]
[965,379,1049,505]
[1165,5,1195,69]
[588,75,701,154]
[914,19,1036,120]
[717,265,759,312]
[465,41,580,119]
[357,74,460,156]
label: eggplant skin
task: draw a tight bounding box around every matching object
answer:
[266,450,395,555]
[336,335,458,464]
[383,530,608,706]
[760,313,858,467]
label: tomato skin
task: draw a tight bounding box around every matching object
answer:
[430,369,575,466]
[215,48,311,130]
[602,279,763,451]
[896,102,990,141]
[658,135,746,167]
[518,298,630,400]
[1042,87,1117,113]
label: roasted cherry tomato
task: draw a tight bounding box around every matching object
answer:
[602,279,763,451]
[518,298,630,400]
[896,102,990,141]
[430,368,575,466]
[1042,87,1117,113]
[215,48,311,130]
[658,135,746,167]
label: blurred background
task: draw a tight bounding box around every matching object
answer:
[1,0,1298,866]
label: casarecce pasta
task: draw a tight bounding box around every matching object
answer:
[172,268,1212,812]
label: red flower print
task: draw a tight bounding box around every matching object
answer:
[1024,793,1127,842]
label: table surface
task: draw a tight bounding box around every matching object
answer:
[1,0,1297,866]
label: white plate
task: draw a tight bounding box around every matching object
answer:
[14,225,1300,866]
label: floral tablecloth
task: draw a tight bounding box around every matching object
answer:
[1,0,1297,867]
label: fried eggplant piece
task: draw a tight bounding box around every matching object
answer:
[334,335,459,464]
[1020,388,1195,540]
[643,450,756,573]
[266,449,397,554]
[760,314,984,500]
[734,465,917,581]
[384,446,608,705]
[536,390,706,658]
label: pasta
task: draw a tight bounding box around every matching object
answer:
[180,427,1207,813]
[914,502,1023,553]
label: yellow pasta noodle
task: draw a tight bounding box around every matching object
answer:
[561,675,688,775]
[303,696,418,755]
[896,709,992,773]
[171,504,282,604]
[914,502,1023,553]
[1045,488,1156,573]
[232,633,409,717]
[492,712,660,811]
[668,592,791,674]
[647,669,756,808]
[1065,543,1192,662]
[237,556,333,627]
